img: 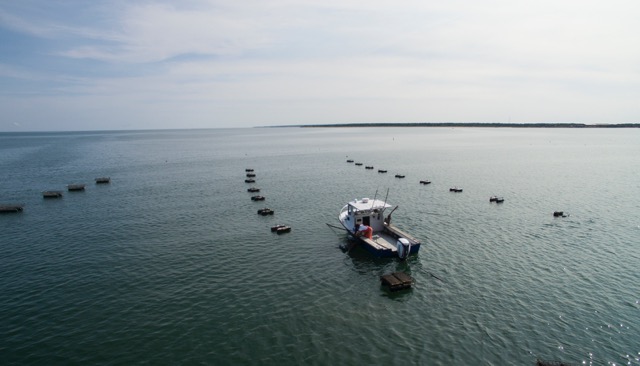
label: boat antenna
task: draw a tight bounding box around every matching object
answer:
[381,188,390,214]
[370,188,379,210]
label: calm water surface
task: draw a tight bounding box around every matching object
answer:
[1,127,639,365]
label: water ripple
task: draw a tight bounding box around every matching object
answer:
[1,128,639,365]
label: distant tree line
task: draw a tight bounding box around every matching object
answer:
[298,122,639,128]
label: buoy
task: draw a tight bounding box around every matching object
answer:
[67,184,86,191]
[43,191,63,198]
[380,272,413,291]
[0,204,24,213]
[271,224,291,234]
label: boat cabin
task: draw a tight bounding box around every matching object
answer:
[339,198,391,233]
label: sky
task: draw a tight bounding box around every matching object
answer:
[1,0,639,131]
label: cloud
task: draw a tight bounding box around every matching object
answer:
[1,0,639,130]
[0,6,121,41]
[57,2,279,63]
[6,0,640,69]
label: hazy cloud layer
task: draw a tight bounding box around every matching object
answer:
[1,0,638,130]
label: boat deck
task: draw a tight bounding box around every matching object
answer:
[361,231,399,253]
[385,223,420,244]
[353,223,421,257]
[360,224,421,253]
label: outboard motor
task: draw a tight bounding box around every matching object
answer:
[396,238,411,260]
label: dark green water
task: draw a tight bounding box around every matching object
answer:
[1,127,639,365]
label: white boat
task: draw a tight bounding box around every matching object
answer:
[338,197,421,259]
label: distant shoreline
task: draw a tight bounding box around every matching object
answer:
[297,122,639,128]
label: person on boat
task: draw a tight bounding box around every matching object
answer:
[356,224,373,239]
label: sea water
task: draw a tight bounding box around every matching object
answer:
[1,127,639,365]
